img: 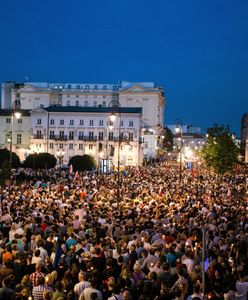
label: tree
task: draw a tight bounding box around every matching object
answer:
[200,125,239,175]
[162,127,174,152]
[0,148,20,169]
[69,154,96,171]
[23,153,57,169]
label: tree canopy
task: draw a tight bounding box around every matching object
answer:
[69,154,96,171]
[200,125,239,175]
[23,153,57,169]
[162,126,174,152]
[0,148,20,169]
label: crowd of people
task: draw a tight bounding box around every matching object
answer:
[0,162,247,300]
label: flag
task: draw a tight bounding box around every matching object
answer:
[74,171,79,182]
[91,166,95,177]
[204,258,209,272]
[68,164,73,174]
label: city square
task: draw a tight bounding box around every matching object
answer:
[0,1,248,300]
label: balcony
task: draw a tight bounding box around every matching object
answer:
[83,136,97,141]
[33,134,44,139]
[52,135,68,141]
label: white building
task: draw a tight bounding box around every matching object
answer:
[30,106,143,167]
[1,80,165,159]
[0,110,31,161]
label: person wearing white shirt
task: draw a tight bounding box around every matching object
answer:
[80,278,103,300]
[74,271,90,299]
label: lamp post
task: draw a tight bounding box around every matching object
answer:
[56,149,65,175]
[9,111,21,180]
[175,119,183,186]
[108,99,121,208]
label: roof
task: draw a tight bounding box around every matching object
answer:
[43,106,142,114]
[174,133,205,139]
[0,109,31,116]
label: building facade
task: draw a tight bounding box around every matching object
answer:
[30,106,143,167]
[1,80,165,160]
[0,110,31,161]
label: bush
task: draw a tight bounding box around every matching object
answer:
[69,154,96,171]
[23,153,57,169]
[0,148,21,169]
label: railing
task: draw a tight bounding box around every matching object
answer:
[52,135,68,141]
[33,134,44,139]
[83,136,97,141]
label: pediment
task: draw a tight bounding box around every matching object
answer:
[18,85,38,92]
[31,106,47,114]
[123,84,150,93]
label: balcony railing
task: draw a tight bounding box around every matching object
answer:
[33,134,44,139]
[52,135,68,141]
[83,136,97,141]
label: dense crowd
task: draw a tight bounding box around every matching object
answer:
[0,163,247,300]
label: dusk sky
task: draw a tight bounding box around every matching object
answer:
[0,0,247,135]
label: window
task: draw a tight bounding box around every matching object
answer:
[67,85,71,89]
[6,118,11,123]
[79,131,84,140]
[89,144,93,150]
[109,132,113,141]
[69,120,74,126]
[99,120,104,126]
[59,143,63,149]
[113,85,117,90]
[109,120,113,126]
[67,95,70,98]
[85,85,89,89]
[69,131,74,140]
[103,85,107,90]
[60,120,64,125]
[37,119,42,125]
[49,131,55,139]
[76,85,80,89]
[36,130,42,138]
[94,95,97,98]
[102,101,106,107]
[17,134,22,144]
[76,95,79,98]
[84,100,88,107]
[59,131,65,138]
[99,132,104,141]
[50,119,54,125]
[89,131,94,140]
[18,118,22,124]
[79,120,84,125]
[49,143,54,149]
[89,120,94,126]
[129,120,134,127]
[129,132,134,141]
[94,85,98,89]
[79,144,83,150]
[120,120,123,127]
[67,100,70,106]
[99,142,103,152]
[93,100,97,107]
[76,100,79,106]
[69,143,73,150]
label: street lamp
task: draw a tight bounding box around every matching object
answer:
[175,119,183,186]
[56,149,65,175]
[108,100,121,208]
[9,111,22,180]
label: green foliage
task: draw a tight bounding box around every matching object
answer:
[69,154,96,171]
[0,160,10,180]
[162,127,174,152]
[23,153,57,169]
[0,148,20,169]
[200,125,239,175]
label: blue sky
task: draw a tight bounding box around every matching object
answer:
[0,0,247,135]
